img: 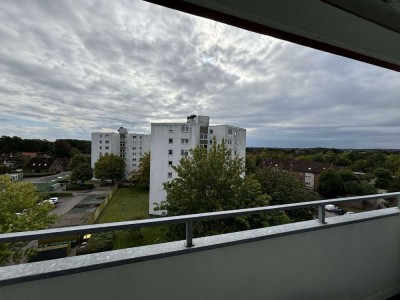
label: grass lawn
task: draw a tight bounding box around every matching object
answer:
[96,188,166,250]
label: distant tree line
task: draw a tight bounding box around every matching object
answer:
[247,147,400,195]
[0,135,91,157]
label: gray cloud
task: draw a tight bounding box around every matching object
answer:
[0,0,399,149]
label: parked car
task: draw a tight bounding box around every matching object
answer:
[334,208,347,215]
[49,197,59,204]
[325,204,337,212]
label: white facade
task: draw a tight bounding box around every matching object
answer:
[91,128,150,178]
[149,115,246,215]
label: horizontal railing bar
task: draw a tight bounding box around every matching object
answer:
[0,192,399,244]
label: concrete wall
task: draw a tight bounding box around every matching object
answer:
[2,210,400,300]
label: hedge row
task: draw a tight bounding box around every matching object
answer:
[24,173,56,178]
[76,232,113,255]
[66,183,94,190]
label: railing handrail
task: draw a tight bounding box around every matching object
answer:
[0,192,399,246]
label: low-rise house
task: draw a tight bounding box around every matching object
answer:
[23,157,64,174]
[259,158,344,191]
[21,152,40,158]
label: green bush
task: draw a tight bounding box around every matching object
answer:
[76,232,113,255]
[66,183,94,190]
[37,192,73,200]
[24,173,56,178]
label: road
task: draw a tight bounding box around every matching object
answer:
[21,172,71,184]
[52,191,91,216]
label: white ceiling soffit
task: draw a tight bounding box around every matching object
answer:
[145,0,400,72]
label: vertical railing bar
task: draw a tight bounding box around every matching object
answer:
[186,221,194,247]
[397,196,400,209]
[318,205,326,224]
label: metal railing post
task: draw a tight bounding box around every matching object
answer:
[397,196,400,209]
[186,221,193,247]
[318,205,326,224]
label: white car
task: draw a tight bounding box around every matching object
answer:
[49,197,60,204]
[325,204,337,212]
[345,211,355,215]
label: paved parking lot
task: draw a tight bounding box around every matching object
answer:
[52,191,91,216]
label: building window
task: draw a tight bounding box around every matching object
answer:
[99,152,102,155]
[120,154,125,158]
[227,140,232,145]
[139,152,142,155]
[200,133,208,140]
[133,158,136,161]
[105,140,109,144]
[169,149,173,155]
[99,146,102,149]
[133,152,136,156]
[100,140,102,143]
[209,140,213,145]
[168,161,173,166]
[140,141,142,145]
[209,129,213,134]
[168,172,172,178]
[203,145,207,149]
[169,126,174,132]
[181,126,189,132]
[169,138,173,144]
[133,136,137,139]
[100,134,102,137]
[120,144,125,147]
[105,146,109,149]
[139,147,142,150]
[234,130,237,136]
[105,134,109,137]
[133,147,136,150]
[181,150,189,156]
[140,136,142,139]
[234,151,237,155]
[228,129,232,135]
[132,163,136,167]
[133,141,136,145]
[181,139,189,144]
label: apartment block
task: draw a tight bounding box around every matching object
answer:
[91,127,150,178]
[149,115,246,215]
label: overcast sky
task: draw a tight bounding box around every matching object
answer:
[0,1,399,149]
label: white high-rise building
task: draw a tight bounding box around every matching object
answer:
[91,127,150,178]
[149,115,246,215]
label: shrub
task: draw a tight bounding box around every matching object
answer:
[76,232,113,255]
[66,183,94,190]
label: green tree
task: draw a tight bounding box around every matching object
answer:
[388,178,400,192]
[317,169,345,198]
[255,167,319,222]
[245,153,257,174]
[130,152,150,189]
[351,159,367,172]
[373,168,393,189]
[158,141,279,240]
[68,154,91,171]
[339,169,358,182]
[0,165,11,175]
[70,163,93,183]
[53,139,73,158]
[94,153,125,184]
[0,176,56,264]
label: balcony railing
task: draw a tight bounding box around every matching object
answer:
[1,192,399,248]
